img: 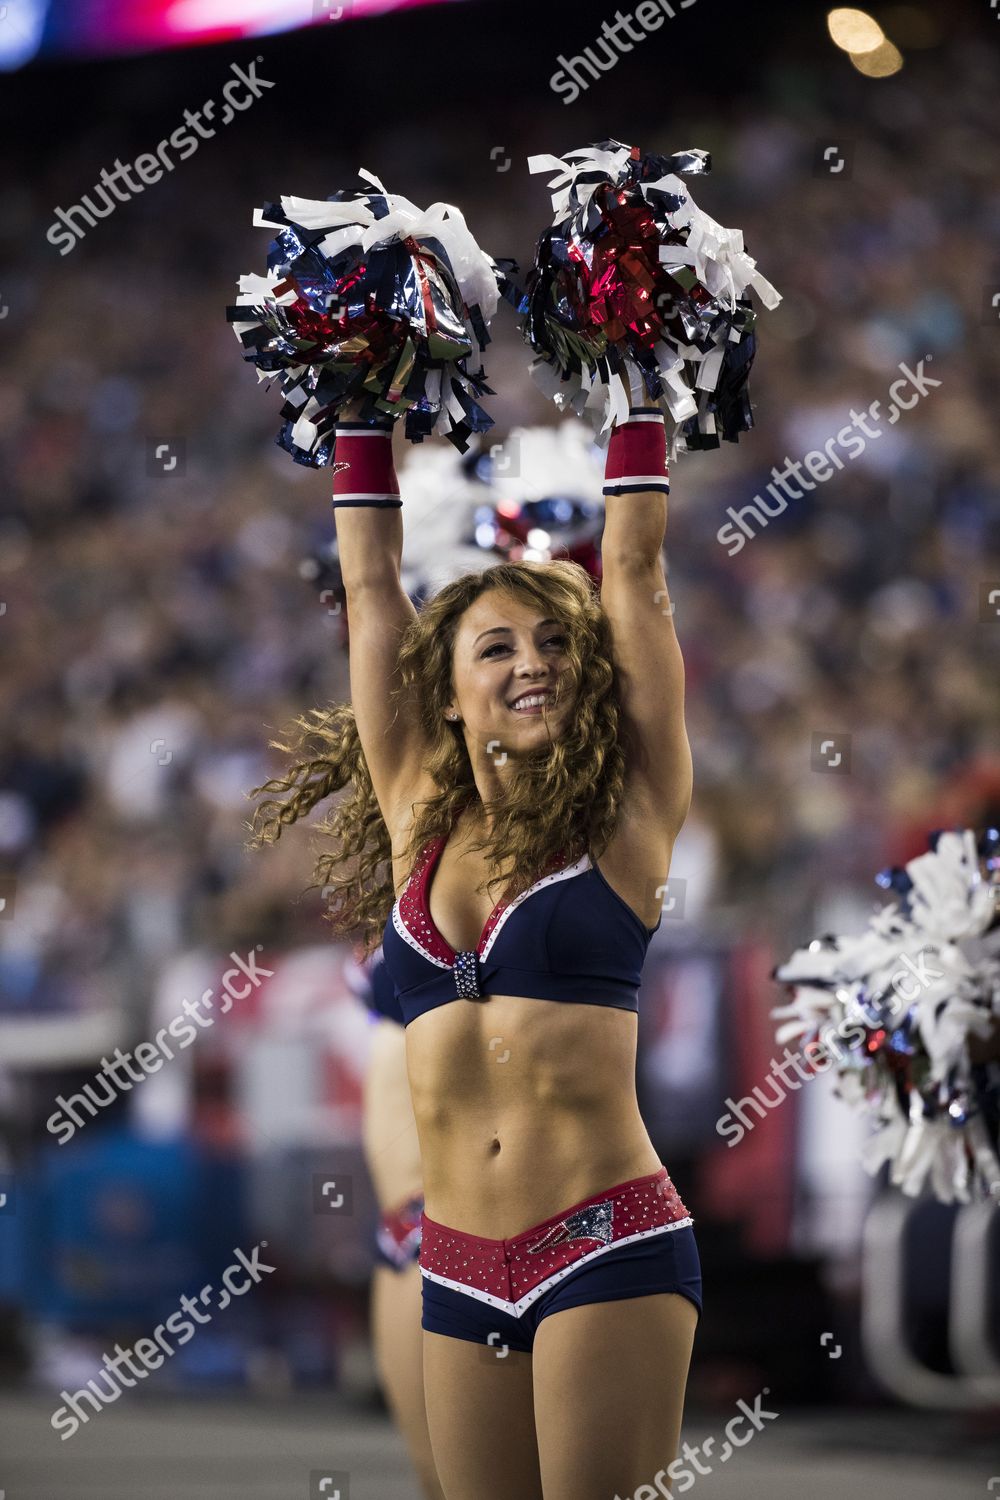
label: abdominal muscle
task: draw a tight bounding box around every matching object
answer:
[405,990,664,1239]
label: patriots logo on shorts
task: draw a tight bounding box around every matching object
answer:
[525,1200,614,1254]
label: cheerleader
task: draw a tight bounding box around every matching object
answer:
[251,395,701,1500]
[356,952,443,1500]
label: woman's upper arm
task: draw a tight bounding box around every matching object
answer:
[346,578,434,831]
[599,555,693,837]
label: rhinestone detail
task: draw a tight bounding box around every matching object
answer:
[419,1167,693,1315]
[454,950,482,999]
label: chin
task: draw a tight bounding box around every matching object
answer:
[516,718,562,741]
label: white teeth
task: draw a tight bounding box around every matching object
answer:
[511,694,551,710]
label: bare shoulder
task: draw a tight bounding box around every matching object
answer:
[594,775,680,929]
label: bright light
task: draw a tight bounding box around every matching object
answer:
[850,40,904,76]
[526,528,551,550]
[3,0,471,68]
[827,8,885,53]
[165,0,289,35]
[0,0,46,70]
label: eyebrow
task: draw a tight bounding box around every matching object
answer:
[473,619,561,646]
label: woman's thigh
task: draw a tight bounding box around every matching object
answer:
[422,1329,544,1500]
[372,1263,422,1412]
[531,1292,698,1500]
[371,1264,445,1500]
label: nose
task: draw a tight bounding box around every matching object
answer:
[514,656,550,681]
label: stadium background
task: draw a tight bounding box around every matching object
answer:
[0,0,998,1493]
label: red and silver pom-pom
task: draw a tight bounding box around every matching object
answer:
[523,140,781,456]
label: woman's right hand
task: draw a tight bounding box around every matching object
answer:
[339,395,398,434]
[340,394,377,423]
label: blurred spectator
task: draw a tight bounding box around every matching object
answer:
[0,20,998,1039]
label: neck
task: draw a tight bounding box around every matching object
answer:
[460,790,488,829]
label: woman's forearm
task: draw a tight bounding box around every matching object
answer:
[601,406,670,568]
[332,399,405,590]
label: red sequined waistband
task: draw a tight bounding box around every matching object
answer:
[419,1167,692,1312]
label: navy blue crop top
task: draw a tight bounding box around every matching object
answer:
[364,950,405,1027]
[381,821,661,1027]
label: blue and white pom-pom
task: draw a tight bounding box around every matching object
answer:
[226,169,513,466]
[394,442,492,597]
[475,418,606,579]
[395,419,608,589]
[772,828,1000,1204]
[522,140,781,454]
[486,418,605,506]
[345,419,606,601]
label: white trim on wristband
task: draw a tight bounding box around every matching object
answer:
[335,426,394,438]
[603,475,671,489]
[622,412,666,425]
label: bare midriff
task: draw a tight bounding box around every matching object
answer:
[405,989,663,1239]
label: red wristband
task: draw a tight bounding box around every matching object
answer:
[332,423,401,507]
[604,408,670,496]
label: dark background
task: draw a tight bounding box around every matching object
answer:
[0,1,998,1494]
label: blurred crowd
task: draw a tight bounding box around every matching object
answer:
[1,20,999,1043]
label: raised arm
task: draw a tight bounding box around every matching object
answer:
[333,404,434,833]
[598,406,693,838]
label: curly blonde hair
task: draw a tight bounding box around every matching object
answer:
[244,560,635,959]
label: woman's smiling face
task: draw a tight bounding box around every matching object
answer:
[445,589,573,750]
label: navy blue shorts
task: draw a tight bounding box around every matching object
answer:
[420,1168,702,1353]
[422,1225,702,1352]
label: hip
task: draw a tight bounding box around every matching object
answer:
[419,1164,700,1351]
